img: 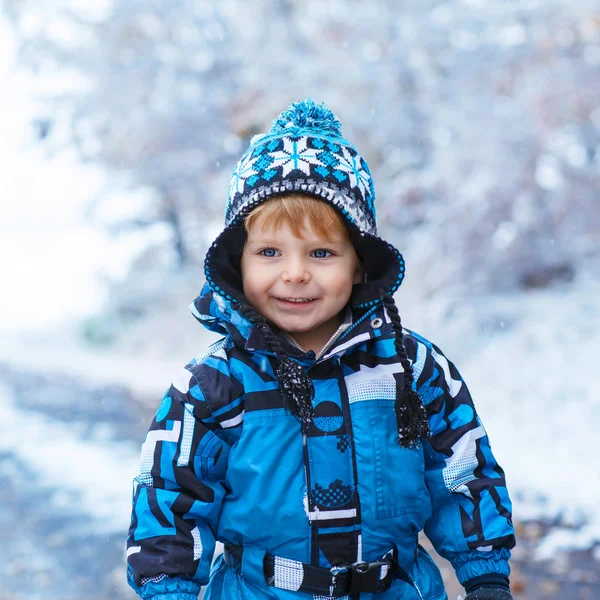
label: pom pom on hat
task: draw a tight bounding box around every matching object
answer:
[224,97,378,235]
[271,98,342,137]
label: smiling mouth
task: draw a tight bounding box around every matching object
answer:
[276,297,316,303]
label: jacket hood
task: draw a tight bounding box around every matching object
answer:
[190,281,248,338]
[203,217,405,309]
[190,279,295,356]
[196,99,407,341]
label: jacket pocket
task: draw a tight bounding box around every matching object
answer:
[368,402,431,520]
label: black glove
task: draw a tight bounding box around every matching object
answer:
[465,588,512,600]
[463,574,512,600]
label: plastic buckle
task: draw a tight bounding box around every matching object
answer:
[353,561,371,573]
[329,565,348,597]
[350,560,385,595]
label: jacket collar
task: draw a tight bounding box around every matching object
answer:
[190,284,390,362]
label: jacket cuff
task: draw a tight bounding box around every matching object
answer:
[464,574,510,592]
[137,577,201,600]
[145,595,198,600]
[455,558,510,585]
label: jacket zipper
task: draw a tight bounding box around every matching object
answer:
[284,307,353,361]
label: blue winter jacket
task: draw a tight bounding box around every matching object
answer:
[126,285,515,600]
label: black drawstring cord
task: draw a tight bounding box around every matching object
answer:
[236,294,429,445]
[380,292,431,448]
[237,302,314,423]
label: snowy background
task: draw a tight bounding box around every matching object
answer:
[0,0,598,598]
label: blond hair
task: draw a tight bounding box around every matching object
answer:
[244,194,351,242]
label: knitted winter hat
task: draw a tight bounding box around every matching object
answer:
[203,99,430,448]
[226,100,377,238]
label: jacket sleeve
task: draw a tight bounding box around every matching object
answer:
[126,359,232,600]
[410,334,515,585]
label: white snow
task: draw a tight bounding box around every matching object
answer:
[0,18,155,333]
[535,527,599,562]
[0,382,139,533]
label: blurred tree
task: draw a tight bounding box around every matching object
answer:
[3,0,599,298]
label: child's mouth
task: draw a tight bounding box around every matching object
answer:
[275,297,316,304]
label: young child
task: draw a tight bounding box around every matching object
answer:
[127,100,515,600]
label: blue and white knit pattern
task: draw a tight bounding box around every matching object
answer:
[225,100,378,235]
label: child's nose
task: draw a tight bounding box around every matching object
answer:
[282,258,311,283]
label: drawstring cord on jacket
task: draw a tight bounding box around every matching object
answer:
[237,296,430,448]
[236,302,315,423]
[381,292,431,448]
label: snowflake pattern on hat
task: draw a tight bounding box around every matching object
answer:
[268,137,325,177]
[229,153,260,198]
[335,146,372,199]
[225,99,378,235]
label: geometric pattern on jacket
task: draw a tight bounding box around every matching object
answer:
[127,289,515,600]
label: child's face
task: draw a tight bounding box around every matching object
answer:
[241,215,362,349]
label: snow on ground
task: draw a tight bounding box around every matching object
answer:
[0,381,139,534]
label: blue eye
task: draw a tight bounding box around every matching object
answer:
[312,249,332,259]
[260,248,279,257]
